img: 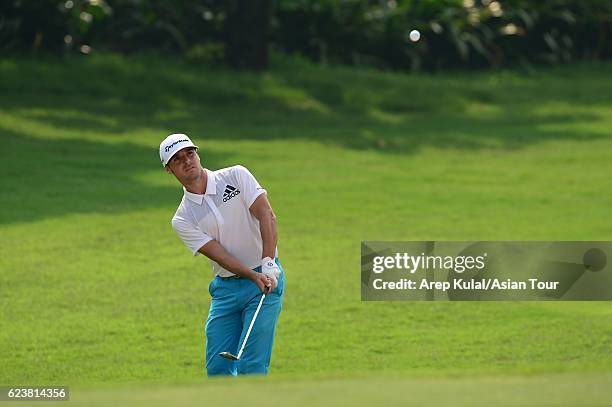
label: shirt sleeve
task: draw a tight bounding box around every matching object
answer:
[234,165,267,208]
[171,216,213,256]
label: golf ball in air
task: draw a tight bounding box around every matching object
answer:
[409,30,420,42]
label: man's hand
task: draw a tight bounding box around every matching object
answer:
[251,270,276,293]
[261,257,280,289]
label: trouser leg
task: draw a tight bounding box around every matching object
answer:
[205,278,242,376]
[236,268,285,375]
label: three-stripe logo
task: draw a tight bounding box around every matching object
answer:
[223,184,241,202]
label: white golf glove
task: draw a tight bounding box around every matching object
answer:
[261,256,280,287]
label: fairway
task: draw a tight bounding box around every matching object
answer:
[1,55,611,395]
[14,373,612,406]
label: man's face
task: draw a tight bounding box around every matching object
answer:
[166,147,201,183]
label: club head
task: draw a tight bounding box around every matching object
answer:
[219,351,239,361]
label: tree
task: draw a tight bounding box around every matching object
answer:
[225,0,272,70]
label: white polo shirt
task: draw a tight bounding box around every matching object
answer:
[171,165,277,277]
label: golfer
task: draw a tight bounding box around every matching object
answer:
[159,133,285,376]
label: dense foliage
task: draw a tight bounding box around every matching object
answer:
[1,0,611,70]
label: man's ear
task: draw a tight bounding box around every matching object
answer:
[165,165,173,174]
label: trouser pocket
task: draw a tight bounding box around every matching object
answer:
[208,278,217,296]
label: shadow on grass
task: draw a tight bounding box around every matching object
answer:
[1,55,610,154]
[0,129,229,225]
[0,56,610,224]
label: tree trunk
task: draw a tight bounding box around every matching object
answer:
[225,0,272,71]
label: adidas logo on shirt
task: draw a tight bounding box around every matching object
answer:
[223,184,241,202]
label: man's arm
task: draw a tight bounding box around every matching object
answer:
[249,194,277,259]
[198,239,273,292]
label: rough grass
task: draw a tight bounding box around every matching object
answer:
[1,54,611,398]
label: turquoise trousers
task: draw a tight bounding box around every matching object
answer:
[205,259,285,376]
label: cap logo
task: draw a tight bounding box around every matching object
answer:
[165,139,189,153]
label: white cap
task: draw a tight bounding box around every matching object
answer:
[159,133,198,167]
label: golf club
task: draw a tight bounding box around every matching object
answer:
[219,286,270,361]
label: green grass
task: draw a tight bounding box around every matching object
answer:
[1,54,612,402]
[17,373,612,407]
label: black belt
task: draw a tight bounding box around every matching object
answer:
[219,275,242,280]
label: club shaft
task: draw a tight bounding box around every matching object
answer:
[236,293,266,359]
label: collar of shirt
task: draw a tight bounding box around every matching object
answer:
[183,168,216,204]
